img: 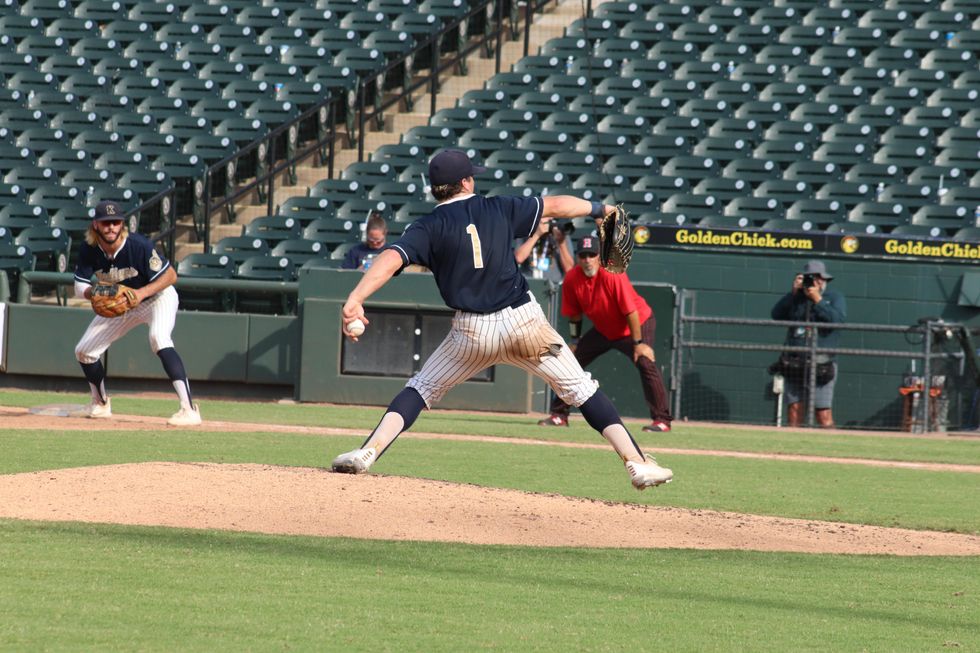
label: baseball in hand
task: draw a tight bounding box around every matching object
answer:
[347,319,365,337]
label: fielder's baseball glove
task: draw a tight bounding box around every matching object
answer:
[597,204,634,274]
[90,283,140,318]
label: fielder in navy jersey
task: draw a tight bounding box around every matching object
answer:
[331,150,673,490]
[73,200,201,426]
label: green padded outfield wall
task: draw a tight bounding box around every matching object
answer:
[626,231,980,429]
[1,304,296,386]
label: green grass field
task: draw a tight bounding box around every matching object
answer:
[1,389,978,651]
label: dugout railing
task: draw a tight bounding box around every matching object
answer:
[674,298,980,433]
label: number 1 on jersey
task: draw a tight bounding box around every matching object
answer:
[465,223,484,269]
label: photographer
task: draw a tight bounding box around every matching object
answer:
[514,217,574,282]
[770,260,847,427]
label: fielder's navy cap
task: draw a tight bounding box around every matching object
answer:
[93,200,124,221]
[801,259,833,280]
[577,236,599,255]
[428,149,486,186]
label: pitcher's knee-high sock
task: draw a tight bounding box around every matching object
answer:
[79,360,108,404]
[157,347,193,410]
[579,390,645,463]
[361,388,426,458]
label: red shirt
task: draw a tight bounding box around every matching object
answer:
[560,266,652,340]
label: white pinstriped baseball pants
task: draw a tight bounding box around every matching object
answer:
[407,293,599,407]
[75,286,180,364]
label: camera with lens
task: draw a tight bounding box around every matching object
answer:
[551,222,575,236]
[802,273,817,289]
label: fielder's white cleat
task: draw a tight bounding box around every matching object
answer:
[626,455,673,490]
[331,447,377,474]
[168,404,202,426]
[87,398,112,419]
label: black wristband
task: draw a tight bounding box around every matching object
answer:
[589,201,605,218]
[633,339,644,345]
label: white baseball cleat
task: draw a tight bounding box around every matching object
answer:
[331,447,377,474]
[626,455,673,490]
[87,398,112,419]
[168,404,202,426]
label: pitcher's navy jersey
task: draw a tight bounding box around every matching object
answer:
[389,194,543,313]
[74,233,171,290]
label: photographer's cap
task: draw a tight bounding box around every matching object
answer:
[93,200,123,221]
[577,236,599,255]
[802,260,833,280]
[428,149,486,186]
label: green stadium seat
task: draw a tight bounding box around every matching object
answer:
[644,3,695,28]
[678,98,734,122]
[725,195,784,221]
[191,61,246,85]
[749,5,800,29]
[392,200,433,224]
[477,148,540,178]
[4,165,58,195]
[785,198,847,226]
[756,43,809,68]
[951,225,980,241]
[633,173,689,195]
[618,19,671,48]
[559,16,616,42]
[848,201,911,228]
[878,183,937,213]
[663,193,722,220]
[725,24,778,51]
[702,80,756,105]
[270,237,331,267]
[286,6,338,33]
[692,176,750,202]
[734,99,790,126]
[935,145,980,173]
[873,142,934,170]
[719,157,777,187]
[602,189,657,215]
[13,224,69,272]
[621,58,674,86]
[813,140,872,166]
[114,74,167,101]
[0,242,35,300]
[309,178,367,204]
[341,161,398,186]
[0,143,35,169]
[692,136,750,164]
[790,100,847,126]
[242,214,303,246]
[235,257,299,313]
[753,137,812,166]
[542,152,600,176]
[754,178,813,203]
[632,134,689,159]
[175,252,235,311]
[367,180,425,205]
[399,125,452,154]
[601,153,658,182]
[38,54,91,83]
[118,167,172,200]
[0,200,48,231]
[621,95,677,123]
[47,110,100,138]
[302,217,360,247]
[37,148,94,176]
[758,81,814,107]
[643,39,699,66]
[212,235,271,267]
[516,129,574,155]
[911,204,980,232]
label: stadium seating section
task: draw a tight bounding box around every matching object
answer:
[2,0,980,303]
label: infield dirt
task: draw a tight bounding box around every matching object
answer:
[1,406,979,556]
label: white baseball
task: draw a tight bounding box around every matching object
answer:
[347,319,365,337]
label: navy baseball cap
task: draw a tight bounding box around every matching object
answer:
[428,149,486,186]
[93,200,124,221]
[577,236,599,255]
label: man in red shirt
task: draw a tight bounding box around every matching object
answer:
[538,236,673,432]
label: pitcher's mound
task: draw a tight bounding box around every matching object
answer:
[1,462,978,555]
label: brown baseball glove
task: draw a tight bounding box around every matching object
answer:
[91,283,140,318]
[597,203,634,274]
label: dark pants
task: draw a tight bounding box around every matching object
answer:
[550,316,673,424]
